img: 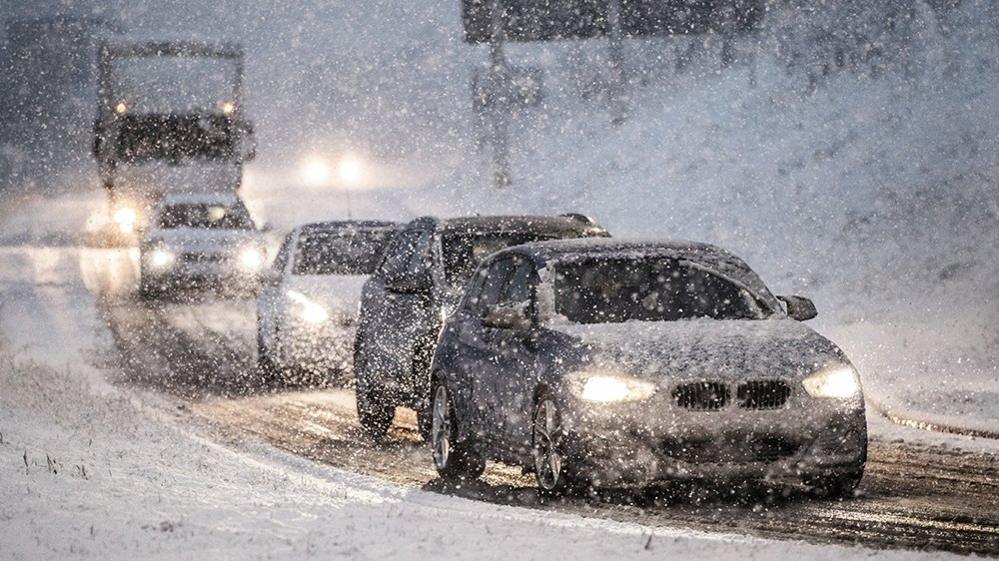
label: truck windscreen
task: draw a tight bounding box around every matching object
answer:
[111,55,238,114]
[113,114,236,161]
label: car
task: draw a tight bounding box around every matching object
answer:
[353,214,609,438]
[256,220,399,385]
[427,239,867,498]
[138,192,267,298]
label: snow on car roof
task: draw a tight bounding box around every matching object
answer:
[299,220,398,234]
[159,192,243,206]
[419,214,608,236]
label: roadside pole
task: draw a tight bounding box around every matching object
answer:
[488,0,512,188]
[607,0,628,125]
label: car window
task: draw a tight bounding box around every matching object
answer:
[378,229,422,279]
[272,232,295,272]
[441,231,558,289]
[553,257,766,324]
[405,230,433,277]
[292,229,392,275]
[157,202,254,229]
[469,258,515,317]
[499,258,536,305]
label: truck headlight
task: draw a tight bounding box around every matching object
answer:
[802,365,860,399]
[571,372,657,403]
[113,207,137,234]
[238,247,264,270]
[286,290,329,324]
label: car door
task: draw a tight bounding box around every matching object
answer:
[258,230,296,352]
[450,257,516,437]
[363,227,433,396]
[481,257,541,455]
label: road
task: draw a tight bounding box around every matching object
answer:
[88,247,999,557]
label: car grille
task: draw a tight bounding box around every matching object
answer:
[737,380,791,410]
[181,252,227,263]
[672,382,730,411]
[672,380,792,411]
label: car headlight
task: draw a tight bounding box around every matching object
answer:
[148,247,175,269]
[571,372,657,403]
[286,290,329,324]
[802,365,860,399]
[238,247,264,270]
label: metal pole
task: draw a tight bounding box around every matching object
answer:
[488,0,511,188]
[606,0,627,125]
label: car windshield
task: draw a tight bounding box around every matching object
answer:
[553,257,768,324]
[442,231,560,288]
[157,202,254,230]
[293,230,393,275]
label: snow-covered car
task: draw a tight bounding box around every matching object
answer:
[353,214,609,439]
[138,193,266,298]
[428,239,868,497]
[256,220,398,384]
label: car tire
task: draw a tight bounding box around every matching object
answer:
[532,393,586,498]
[807,467,864,499]
[430,378,485,482]
[353,332,394,438]
[256,329,278,388]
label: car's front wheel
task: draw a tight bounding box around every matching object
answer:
[430,380,484,482]
[532,394,586,497]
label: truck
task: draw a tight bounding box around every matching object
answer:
[92,41,256,240]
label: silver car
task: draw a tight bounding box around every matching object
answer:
[428,239,867,497]
[139,193,266,298]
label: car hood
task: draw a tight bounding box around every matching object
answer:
[549,319,848,382]
[284,274,369,315]
[144,228,261,252]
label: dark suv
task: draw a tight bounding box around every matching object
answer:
[352,214,609,438]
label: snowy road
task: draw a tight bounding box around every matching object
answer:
[81,248,999,556]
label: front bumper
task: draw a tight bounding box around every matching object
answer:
[142,261,261,289]
[277,321,357,375]
[562,392,867,488]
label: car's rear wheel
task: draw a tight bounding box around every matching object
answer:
[353,333,394,438]
[806,468,864,499]
[431,380,484,482]
[532,395,584,497]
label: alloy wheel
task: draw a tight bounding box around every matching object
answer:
[533,398,564,491]
[432,385,452,471]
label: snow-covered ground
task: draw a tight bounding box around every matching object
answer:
[6,243,989,560]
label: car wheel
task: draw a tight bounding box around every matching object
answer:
[256,329,278,387]
[356,383,393,438]
[806,468,864,499]
[431,379,484,482]
[532,395,583,497]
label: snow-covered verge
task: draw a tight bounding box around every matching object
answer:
[1,248,975,561]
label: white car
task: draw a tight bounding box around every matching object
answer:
[138,193,267,298]
[256,220,398,384]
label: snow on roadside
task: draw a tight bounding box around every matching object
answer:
[0,248,979,560]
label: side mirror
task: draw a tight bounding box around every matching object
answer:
[260,269,282,287]
[259,222,274,233]
[778,295,817,321]
[482,302,533,333]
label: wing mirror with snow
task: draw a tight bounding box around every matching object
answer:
[482,302,533,333]
[778,295,818,321]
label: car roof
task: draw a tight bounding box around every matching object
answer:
[160,192,243,206]
[496,239,780,308]
[298,220,398,235]
[412,214,608,236]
